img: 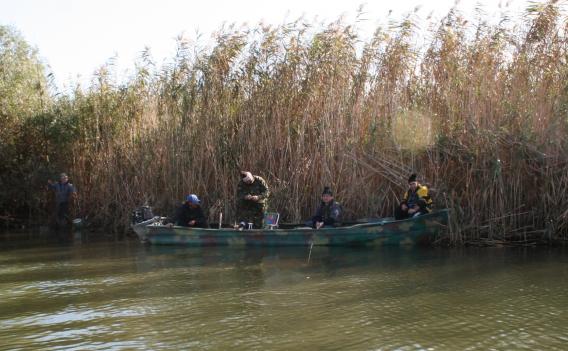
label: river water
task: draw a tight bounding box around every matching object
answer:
[1,234,567,350]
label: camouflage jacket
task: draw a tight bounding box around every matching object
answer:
[236,175,270,209]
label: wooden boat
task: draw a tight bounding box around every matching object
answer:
[132,209,449,247]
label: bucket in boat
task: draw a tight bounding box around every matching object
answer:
[72,218,83,229]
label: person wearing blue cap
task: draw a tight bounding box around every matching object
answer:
[172,194,208,228]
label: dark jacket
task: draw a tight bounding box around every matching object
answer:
[48,181,76,204]
[312,200,342,227]
[174,203,208,228]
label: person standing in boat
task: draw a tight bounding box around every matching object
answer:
[395,173,432,220]
[173,194,208,228]
[311,186,342,229]
[47,172,77,229]
[236,171,270,229]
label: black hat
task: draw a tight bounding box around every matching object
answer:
[408,173,417,183]
[322,186,333,196]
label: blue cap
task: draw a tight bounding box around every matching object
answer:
[185,194,200,204]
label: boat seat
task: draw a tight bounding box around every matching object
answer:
[264,212,280,230]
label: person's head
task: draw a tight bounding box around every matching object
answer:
[240,171,254,184]
[60,173,69,183]
[321,186,333,204]
[408,173,418,191]
[185,194,201,208]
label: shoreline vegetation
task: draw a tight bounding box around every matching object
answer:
[1,1,567,245]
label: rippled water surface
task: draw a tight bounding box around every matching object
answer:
[1,235,567,350]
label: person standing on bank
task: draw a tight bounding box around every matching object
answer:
[47,173,77,228]
[172,194,208,228]
[395,173,433,220]
[311,186,342,229]
[236,171,270,229]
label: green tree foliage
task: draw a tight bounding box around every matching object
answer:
[0,25,51,222]
[0,25,49,141]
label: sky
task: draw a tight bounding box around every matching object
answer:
[0,0,530,89]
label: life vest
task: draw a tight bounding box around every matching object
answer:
[403,184,432,211]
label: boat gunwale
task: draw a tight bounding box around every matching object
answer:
[137,209,450,235]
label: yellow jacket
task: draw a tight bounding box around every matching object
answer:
[403,184,433,212]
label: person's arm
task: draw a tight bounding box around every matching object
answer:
[314,203,323,219]
[312,204,324,228]
[256,177,269,201]
[173,206,184,226]
[401,189,409,205]
[195,207,208,227]
[400,189,409,210]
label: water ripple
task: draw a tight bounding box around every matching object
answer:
[0,244,567,350]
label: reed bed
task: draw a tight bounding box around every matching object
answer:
[1,2,568,243]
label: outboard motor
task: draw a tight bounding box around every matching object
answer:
[131,206,154,225]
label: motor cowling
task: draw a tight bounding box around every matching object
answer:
[131,206,154,224]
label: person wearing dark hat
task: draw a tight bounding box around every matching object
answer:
[395,173,432,220]
[236,171,270,229]
[311,186,342,229]
[172,194,208,228]
[47,172,77,229]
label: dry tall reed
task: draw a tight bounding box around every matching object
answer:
[2,2,568,243]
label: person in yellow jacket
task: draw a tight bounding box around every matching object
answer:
[395,173,433,220]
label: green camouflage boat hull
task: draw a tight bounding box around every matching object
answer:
[132,209,449,247]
